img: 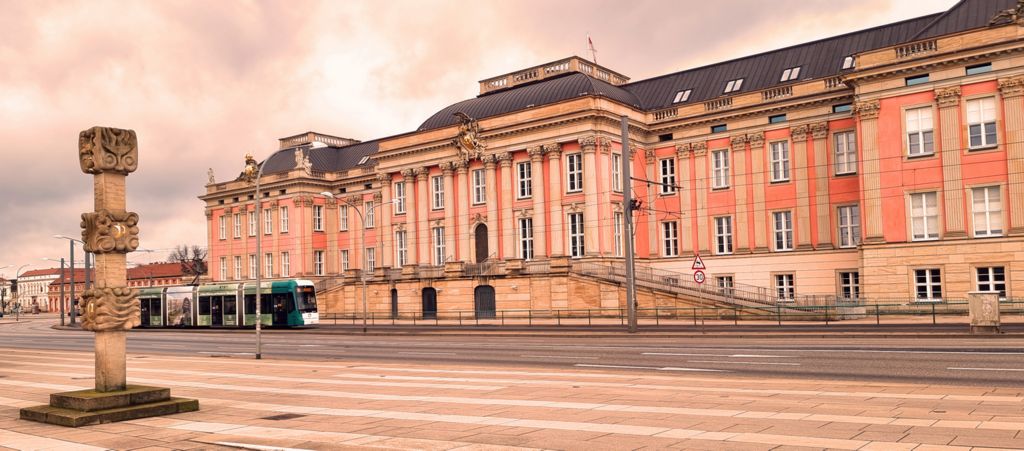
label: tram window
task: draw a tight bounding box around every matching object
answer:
[285,295,296,313]
[198,298,211,315]
[261,296,273,314]
[296,287,317,312]
[244,295,256,314]
[151,299,162,315]
[224,298,237,315]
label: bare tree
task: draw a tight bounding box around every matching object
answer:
[169,245,208,285]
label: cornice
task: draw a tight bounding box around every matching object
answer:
[844,38,1024,84]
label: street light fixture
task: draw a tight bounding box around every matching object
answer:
[53,235,89,326]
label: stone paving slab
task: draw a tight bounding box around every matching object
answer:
[2,346,1024,450]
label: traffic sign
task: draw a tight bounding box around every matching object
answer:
[693,270,706,284]
[691,255,706,270]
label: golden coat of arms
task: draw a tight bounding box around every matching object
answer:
[452,112,485,162]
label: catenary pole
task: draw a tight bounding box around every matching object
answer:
[69,242,76,325]
[621,116,637,333]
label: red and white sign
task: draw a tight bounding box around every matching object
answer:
[693,270,706,284]
[691,255,706,270]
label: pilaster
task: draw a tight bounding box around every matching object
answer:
[498,152,514,259]
[855,100,884,243]
[936,86,967,238]
[748,132,768,252]
[644,147,659,257]
[378,173,393,268]
[483,155,499,258]
[811,122,833,249]
[415,167,430,265]
[730,135,749,253]
[692,142,709,254]
[441,161,456,262]
[401,169,418,266]
[528,146,547,257]
[791,125,812,250]
[676,144,693,254]
[546,143,565,256]
[455,160,471,261]
[1000,76,1024,235]
[579,136,600,256]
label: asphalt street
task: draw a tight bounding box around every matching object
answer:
[3,316,1024,388]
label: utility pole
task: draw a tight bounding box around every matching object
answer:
[621,116,637,333]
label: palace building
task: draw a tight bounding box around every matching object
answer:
[201,0,1024,316]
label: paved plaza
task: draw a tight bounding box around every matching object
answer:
[2,344,1024,450]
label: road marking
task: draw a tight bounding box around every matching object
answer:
[198,351,254,356]
[398,352,457,356]
[214,442,313,451]
[575,364,725,372]
[688,360,800,366]
[948,367,1024,372]
[520,355,599,360]
[643,352,793,358]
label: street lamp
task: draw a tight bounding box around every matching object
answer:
[13,264,30,320]
[41,258,67,326]
[0,265,10,316]
[53,235,90,326]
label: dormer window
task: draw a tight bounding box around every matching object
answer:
[358,155,370,165]
[723,78,744,94]
[780,66,801,82]
[842,56,855,70]
[672,89,692,103]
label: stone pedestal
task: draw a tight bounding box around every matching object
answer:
[20,386,197,427]
[968,291,1001,334]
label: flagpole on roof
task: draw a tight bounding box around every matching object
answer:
[588,34,598,64]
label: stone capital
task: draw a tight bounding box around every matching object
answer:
[78,126,138,175]
[577,136,597,153]
[599,138,612,154]
[482,154,497,168]
[415,167,429,181]
[80,210,140,254]
[496,152,513,167]
[440,161,455,176]
[205,209,214,219]
[747,132,765,147]
[401,168,416,180]
[730,135,747,152]
[373,192,382,202]
[543,142,562,158]
[375,173,391,183]
[455,159,469,173]
[854,100,881,120]
[691,142,707,156]
[790,124,809,141]
[527,146,545,161]
[644,147,657,161]
[675,143,691,158]
[811,122,829,140]
[999,76,1024,98]
[935,86,961,108]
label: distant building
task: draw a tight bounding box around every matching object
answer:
[201,0,1024,316]
[47,262,194,314]
[18,269,61,312]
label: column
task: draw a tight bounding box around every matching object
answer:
[546,143,565,256]
[855,100,884,243]
[528,146,548,257]
[936,87,967,238]
[483,155,499,259]
[791,125,812,249]
[999,77,1024,235]
[730,135,749,252]
[676,144,693,254]
[580,136,600,256]
[324,197,338,274]
[456,160,471,261]
[402,169,418,266]
[811,122,832,249]
[378,174,393,268]
[644,147,659,257]
[441,161,456,262]
[498,152,514,259]
[415,167,430,265]
[348,195,363,270]
[599,139,613,256]
[693,143,710,254]
[749,132,769,252]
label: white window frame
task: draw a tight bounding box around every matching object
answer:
[838,205,860,248]
[662,221,679,257]
[712,150,729,189]
[780,66,800,82]
[233,256,241,281]
[218,216,226,240]
[517,161,532,199]
[673,89,691,103]
[774,274,795,302]
[967,97,998,149]
[394,182,406,214]
[833,130,857,175]
[366,247,376,270]
[611,153,622,193]
[248,211,256,237]
[248,254,257,279]
[281,252,290,277]
[976,266,1006,298]
[568,213,585,258]
[839,271,860,300]
[472,169,486,205]
[314,250,324,276]
[365,201,375,228]
[519,217,534,260]
[659,158,676,194]
[773,211,793,251]
[715,216,733,255]
[906,107,934,157]
[233,213,241,238]
[566,153,583,193]
[841,56,855,70]
[433,226,446,266]
[339,205,349,231]
[972,186,1002,237]
[432,175,445,209]
[313,205,324,232]
[280,206,289,233]
[770,141,790,182]
[724,78,744,93]
[914,268,942,301]
[219,257,227,280]
[264,253,273,278]
[613,211,623,257]
[395,230,407,267]
[340,250,349,272]
[910,192,939,241]
[263,209,272,235]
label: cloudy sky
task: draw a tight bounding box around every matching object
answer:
[0,0,958,276]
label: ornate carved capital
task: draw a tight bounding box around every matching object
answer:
[790,124,809,141]
[854,100,881,120]
[376,173,391,183]
[401,168,416,180]
[455,159,469,173]
[691,142,707,156]
[205,209,214,219]
[811,122,829,140]
[295,195,314,207]
[527,146,545,161]
[81,282,140,332]
[482,154,497,168]
[730,135,747,152]
[676,143,691,158]
[496,152,513,167]
[373,192,382,202]
[78,126,138,175]
[324,197,338,208]
[577,136,597,153]
[415,167,429,181]
[543,142,562,158]
[80,210,140,254]
[599,138,612,154]
[644,148,658,161]
[935,86,961,108]
[999,76,1024,98]
[747,132,765,147]
[440,161,455,176]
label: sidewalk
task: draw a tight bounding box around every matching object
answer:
[2,347,1024,450]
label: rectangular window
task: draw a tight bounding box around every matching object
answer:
[717,276,734,296]
[915,268,942,301]
[339,205,348,231]
[967,97,998,149]
[611,153,622,192]
[280,206,289,233]
[313,205,324,231]
[614,211,623,257]
[233,256,241,280]
[712,150,729,189]
[219,257,227,280]
[264,253,273,278]
[832,103,852,113]
[906,107,934,156]
[839,271,860,300]
[433,227,446,266]
[905,74,929,86]
[233,213,241,238]
[773,211,793,251]
[314,250,324,276]
[517,161,532,199]
[775,274,795,301]
[662,221,679,257]
[566,153,583,193]
[910,192,939,240]
[711,124,727,134]
[841,56,855,70]
[219,216,226,240]
[394,182,406,214]
[263,209,272,235]
[568,213,585,258]
[519,217,534,260]
[724,78,744,93]
[715,216,733,255]
[838,205,861,248]
[366,247,376,270]
[977,266,1006,298]
[780,66,800,82]
[340,250,349,271]
[834,131,857,175]
[248,254,257,279]
[248,211,256,237]
[281,252,290,277]
[472,169,486,204]
[365,201,375,228]
[972,186,1002,237]
[673,89,692,103]
[432,175,445,209]
[966,62,992,75]
[659,158,676,194]
[770,141,790,182]
[395,230,407,267]
[769,114,787,124]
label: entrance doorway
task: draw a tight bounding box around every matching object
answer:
[390,288,398,319]
[474,285,496,319]
[421,287,437,319]
[475,224,489,262]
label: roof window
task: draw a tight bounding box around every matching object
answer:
[672,89,692,103]
[358,155,370,165]
[842,56,855,70]
[905,74,929,86]
[966,63,991,76]
[780,67,801,82]
[723,78,744,94]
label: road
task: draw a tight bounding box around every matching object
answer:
[4,316,1024,388]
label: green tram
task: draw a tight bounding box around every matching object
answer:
[136,279,318,328]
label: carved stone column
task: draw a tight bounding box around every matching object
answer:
[415,167,430,265]
[348,195,363,270]
[730,135,749,252]
[402,169,418,267]
[811,122,832,249]
[1000,77,1024,235]
[937,87,966,238]
[749,132,768,252]
[676,144,693,254]
[644,147,659,257]
[528,146,547,257]
[791,125,812,249]
[498,152,514,259]
[580,136,600,256]
[378,174,393,268]
[323,195,338,274]
[483,155,499,259]
[441,161,456,262]
[599,139,613,256]
[455,160,471,261]
[692,143,710,254]
[855,100,884,243]
[546,143,565,256]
